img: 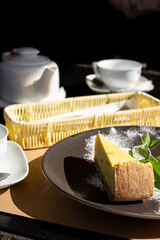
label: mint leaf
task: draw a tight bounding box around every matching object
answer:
[141,132,151,145]
[129,148,134,157]
[154,171,160,189]
[142,154,160,190]
[149,139,160,149]
[137,147,148,158]
[139,158,149,163]
[129,131,160,190]
[155,181,160,190]
[156,157,160,163]
[147,154,160,176]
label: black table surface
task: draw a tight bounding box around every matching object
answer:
[0,64,160,240]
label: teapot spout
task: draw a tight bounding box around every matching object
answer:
[37,67,59,99]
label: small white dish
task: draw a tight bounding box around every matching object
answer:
[0,140,29,189]
[86,74,154,93]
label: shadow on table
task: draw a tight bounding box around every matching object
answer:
[10,155,110,221]
[0,188,9,195]
[9,155,160,239]
[10,156,110,224]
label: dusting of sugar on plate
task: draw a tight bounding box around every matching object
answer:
[84,135,97,161]
[85,172,104,191]
[84,126,158,161]
[83,127,137,161]
[147,188,160,215]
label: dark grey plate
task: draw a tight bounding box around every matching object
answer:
[41,126,160,219]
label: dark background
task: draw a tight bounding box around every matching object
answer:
[0,2,160,70]
[0,3,160,239]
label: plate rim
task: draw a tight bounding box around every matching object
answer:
[41,126,160,219]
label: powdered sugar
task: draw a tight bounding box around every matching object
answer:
[84,126,159,161]
[85,172,104,191]
[147,188,160,215]
[84,135,97,161]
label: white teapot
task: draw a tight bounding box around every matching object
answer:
[0,47,60,103]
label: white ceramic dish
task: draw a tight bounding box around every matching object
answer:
[0,140,29,189]
[86,74,154,93]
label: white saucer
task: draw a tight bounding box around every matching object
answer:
[85,74,154,93]
[0,140,29,189]
[0,86,66,108]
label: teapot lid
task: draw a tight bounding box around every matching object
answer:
[4,47,50,66]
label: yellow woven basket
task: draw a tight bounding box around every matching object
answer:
[3,91,160,149]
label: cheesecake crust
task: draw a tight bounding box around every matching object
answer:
[114,161,154,201]
[95,157,154,201]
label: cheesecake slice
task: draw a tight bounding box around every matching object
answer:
[94,133,154,201]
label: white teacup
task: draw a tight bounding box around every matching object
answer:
[92,59,142,90]
[0,124,8,160]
